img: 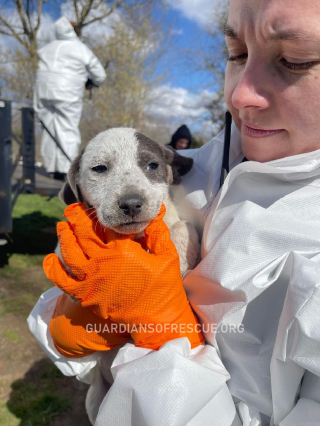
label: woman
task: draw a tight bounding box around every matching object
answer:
[29,0,320,425]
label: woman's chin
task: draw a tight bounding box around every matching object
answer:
[241,139,288,163]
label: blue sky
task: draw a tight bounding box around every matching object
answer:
[146,0,227,136]
[158,1,223,92]
[159,8,206,90]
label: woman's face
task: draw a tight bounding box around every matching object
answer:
[225,0,320,162]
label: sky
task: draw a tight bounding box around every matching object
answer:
[0,0,227,139]
[150,0,226,137]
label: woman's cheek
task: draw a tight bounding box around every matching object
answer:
[224,65,233,108]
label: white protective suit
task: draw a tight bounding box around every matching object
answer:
[34,16,106,173]
[28,124,320,426]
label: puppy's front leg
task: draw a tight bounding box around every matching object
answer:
[169,220,200,276]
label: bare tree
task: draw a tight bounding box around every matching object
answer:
[72,0,125,36]
[70,0,157,37]
[0,46,35,100]
[80,5,168,143]
[187,2,229,134]
[202,4,229,131]
[0,0,156,61]
[0,0,44,71]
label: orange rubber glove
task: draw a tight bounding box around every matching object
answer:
[44,203,204,350]
[50,292,131,358]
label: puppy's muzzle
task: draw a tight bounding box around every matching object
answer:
[118,194,144,217]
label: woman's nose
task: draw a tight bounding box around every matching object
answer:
[231,61,270,111]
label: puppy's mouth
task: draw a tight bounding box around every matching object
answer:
[111,220,150,234]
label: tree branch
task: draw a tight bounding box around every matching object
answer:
[79,0,95,25]
[81,0,125,27]
[73,0,79,22]
[14,0,30,36]
[35,0,43,32]
[0,27,15,37]
[25,0,37,43]
[0,14,28,48]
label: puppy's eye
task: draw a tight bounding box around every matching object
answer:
[147,163,158,171]
[92,165,108,173]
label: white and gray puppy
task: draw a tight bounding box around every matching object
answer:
[59,127,199,274]
[57,128,200,425]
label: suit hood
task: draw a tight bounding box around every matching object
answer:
[55,16,77,40]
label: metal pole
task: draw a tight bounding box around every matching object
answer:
[0,100,12,234]
[38,118,72,163]
[22,107,36,194]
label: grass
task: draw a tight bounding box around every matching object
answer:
[0,194,90,426]
[1,330,21,343]
[0,293,43,318]
[6,360,71,426]
[0,194,66,268]
[0,195,66,319]
[0,401,19,426]
[10,394,70,426]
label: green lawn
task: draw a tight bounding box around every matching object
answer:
[0,194,91,426]
[1,194,66,268]
[0,194,66,318]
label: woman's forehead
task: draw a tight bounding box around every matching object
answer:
[228,0,320,39]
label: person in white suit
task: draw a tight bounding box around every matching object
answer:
[34,16,106,179]
[29,1,320,425]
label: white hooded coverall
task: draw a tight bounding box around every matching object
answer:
[28,124,320,425]
[33,16,106,174]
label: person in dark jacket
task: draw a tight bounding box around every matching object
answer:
[167,125,192,150]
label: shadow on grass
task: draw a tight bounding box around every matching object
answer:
[6,358,91,426]
[6,359,70,426]
[0,212,60,268]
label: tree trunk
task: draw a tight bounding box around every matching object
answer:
[28,38,39,72]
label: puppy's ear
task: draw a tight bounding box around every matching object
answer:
[59,150,84,205]
[163,146,193,185]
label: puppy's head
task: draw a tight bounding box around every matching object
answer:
[59,128,193,234]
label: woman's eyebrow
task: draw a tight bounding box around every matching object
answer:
[267,29,314,42]
[224,25,238,39]
[224,24,314,42]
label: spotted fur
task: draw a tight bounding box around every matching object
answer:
[60,128,194,236]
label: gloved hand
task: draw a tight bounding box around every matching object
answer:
[50,292,131,358]
[44,203,204,350]
[49,204,133,357]
[85,78,98,90]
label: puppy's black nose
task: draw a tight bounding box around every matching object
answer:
[118,194,144,216]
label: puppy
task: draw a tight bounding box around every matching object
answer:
[59,127,199,274]
[57,128,200,424]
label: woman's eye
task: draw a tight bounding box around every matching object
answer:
[147,163,158,171]
[92,165,108,173]
[281,58,316,70]
[227,53,248,63]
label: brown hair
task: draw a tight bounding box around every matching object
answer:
[69,21,77,30]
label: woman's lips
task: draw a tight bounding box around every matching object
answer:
[242,123,285,138]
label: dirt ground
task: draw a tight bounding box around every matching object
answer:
[0,263,93,426]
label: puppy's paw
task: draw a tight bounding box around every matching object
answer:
[170,220,200,276]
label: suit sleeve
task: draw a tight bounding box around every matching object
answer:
[85,47,106,87]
